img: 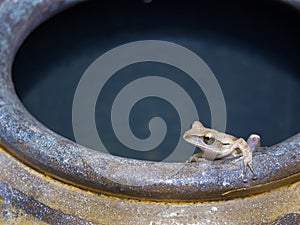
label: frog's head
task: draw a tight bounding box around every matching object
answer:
[183,121,217,148]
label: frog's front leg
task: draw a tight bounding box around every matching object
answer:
[231,134,261,160]
[187,152,205,162]
[230,138,257,182]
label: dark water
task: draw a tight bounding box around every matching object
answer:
[13,0,300,161]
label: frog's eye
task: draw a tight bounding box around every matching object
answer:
[203,133,215,145]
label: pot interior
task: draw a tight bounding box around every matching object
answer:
[13,0,300,161]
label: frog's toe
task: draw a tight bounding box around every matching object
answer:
[188,156,198,162]
[243,177,248,183]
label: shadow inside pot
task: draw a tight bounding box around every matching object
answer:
[13,0,300,161]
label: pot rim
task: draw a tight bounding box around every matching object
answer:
[0,0,299,201]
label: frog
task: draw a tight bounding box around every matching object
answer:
[183,121,260,182]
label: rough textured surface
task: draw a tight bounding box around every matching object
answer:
[269,213,300,225]
[0,148,300,224]
[0,202,48,225]
[0,0,299,224]
[0,0,299,202]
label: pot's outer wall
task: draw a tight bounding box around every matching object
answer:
[0,0,299,223]
[1,148,300,224]
[0,0,300,201]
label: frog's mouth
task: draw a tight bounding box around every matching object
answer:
[183,134,213,152]
[183,134,203,147]
[183,126,204,146]
[183,133,220,160]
